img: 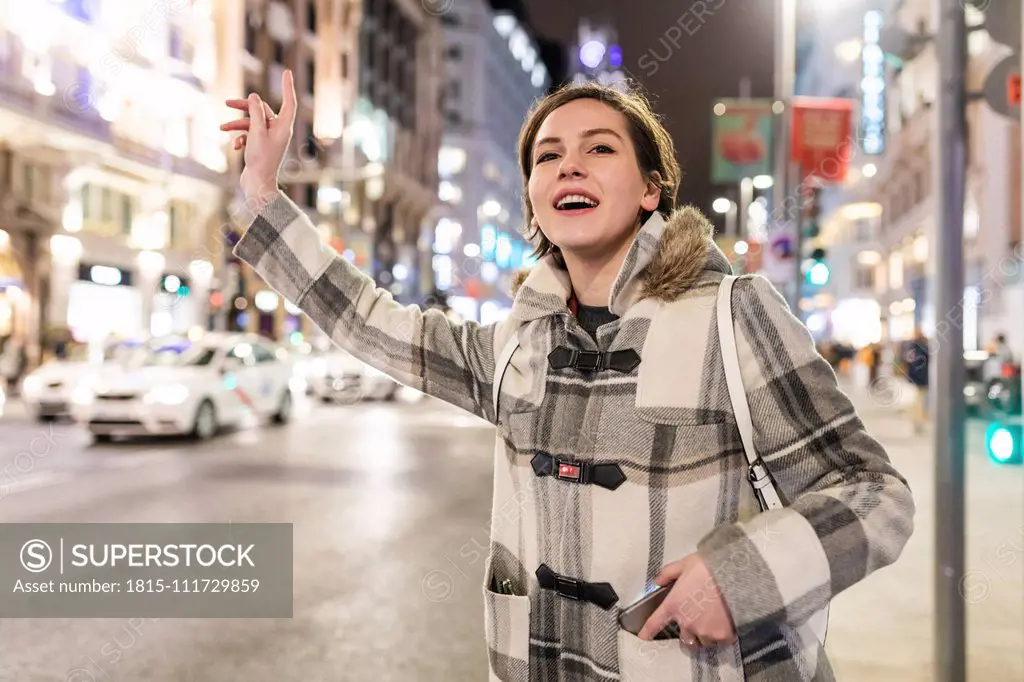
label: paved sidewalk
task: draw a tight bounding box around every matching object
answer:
[826,379,1024,680]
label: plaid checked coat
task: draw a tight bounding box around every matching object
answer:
[235,191,915,682]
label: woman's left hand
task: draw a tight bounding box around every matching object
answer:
[636,553,737,649]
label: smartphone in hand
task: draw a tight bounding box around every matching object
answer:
[618,585,680,641]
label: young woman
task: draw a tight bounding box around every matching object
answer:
[222,71,915,681]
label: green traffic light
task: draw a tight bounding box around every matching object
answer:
[808,262,830,286]
[986,422,1022,465]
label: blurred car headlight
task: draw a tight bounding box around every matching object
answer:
[71,385,94,405]
[310,358,327,378]
[21,375,41,396]
[964,385,977,397]
[143,384,190,406]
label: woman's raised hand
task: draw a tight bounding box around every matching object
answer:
[221,68,297,210]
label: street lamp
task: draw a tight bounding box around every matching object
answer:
[712,198,738,237]
[835,39,863,63]
[49,235,82,266]
[481,200,502,218]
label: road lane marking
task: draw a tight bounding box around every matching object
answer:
[0,470,71,497]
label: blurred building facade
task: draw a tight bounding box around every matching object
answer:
[0,0,230,365]
[793,0,1018,354]
[223,0,445,344]
[433,0,551,323]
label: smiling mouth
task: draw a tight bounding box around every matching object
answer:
[555,194,600,211]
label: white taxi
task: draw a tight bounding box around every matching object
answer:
[20,341,144,420]
[308,347,400,404]
[71,333,296,442]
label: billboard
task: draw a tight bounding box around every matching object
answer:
[711,99,774,184]
[791,97,855,183]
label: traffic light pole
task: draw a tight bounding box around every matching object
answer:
[934,1,968,680]
[773,0,798,311]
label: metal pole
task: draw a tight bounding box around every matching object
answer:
[737,77,753,245]
[773,0,797,310]
[934,0,967,680]
[1020,0,1024,445]
[739,76,752,100]
[738,177,754,240]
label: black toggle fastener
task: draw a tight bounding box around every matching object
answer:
[536,563,619,610]
[547,346,641,373]
[531,452,626,491]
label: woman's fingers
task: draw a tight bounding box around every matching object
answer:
[233,134,247,150]
[224,99,274,124]
[220,119,251,131]
[278,69,296,125]
[677,630,700,650]
[654,561,685,587]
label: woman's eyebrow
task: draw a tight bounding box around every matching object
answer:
[534,128,624,149]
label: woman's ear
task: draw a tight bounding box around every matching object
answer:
[641,172,662,212]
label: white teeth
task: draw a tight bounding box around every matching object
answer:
[557,194,598,209]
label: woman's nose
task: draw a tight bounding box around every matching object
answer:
[558,157,586,179]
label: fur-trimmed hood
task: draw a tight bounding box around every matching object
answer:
[508,206,731,320]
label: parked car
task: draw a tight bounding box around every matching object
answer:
[283,342,320,396]
[308,348,400,404]
[71,333,296,442]
[20,339,147,421]
[987,362,1022,418]
[964,351,990,418]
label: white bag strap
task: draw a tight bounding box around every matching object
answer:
[493,330,520,420]
[718,275,830,644]
[716,275,784,512]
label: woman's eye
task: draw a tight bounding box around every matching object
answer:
[536,152,558,163]
[592,144,614,154]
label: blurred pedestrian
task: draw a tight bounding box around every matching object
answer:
[990,333,1014,369]
[869,343,882,384]
[903,329,930,434]
[0,336,25,395]
[220,71,915,681]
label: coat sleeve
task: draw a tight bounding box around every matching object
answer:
[232,190,502,423]
[697,274,915,636]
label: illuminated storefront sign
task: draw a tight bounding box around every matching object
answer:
[861,10,886,155]
[79,264,131,287]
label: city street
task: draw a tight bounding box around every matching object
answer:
[0,383,1020,681]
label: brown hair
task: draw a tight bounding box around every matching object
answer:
[517,82,682,259]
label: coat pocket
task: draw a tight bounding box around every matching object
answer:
[483,556,531,682]
[617,629,745,682]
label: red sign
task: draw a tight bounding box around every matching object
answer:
[1009,74,1022,106]
[790,98,855,183]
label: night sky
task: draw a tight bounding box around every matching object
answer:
[519,0,776,224]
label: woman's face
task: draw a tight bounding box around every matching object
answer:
[527,99,660,259]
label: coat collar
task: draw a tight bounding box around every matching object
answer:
[508,206,732,322]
